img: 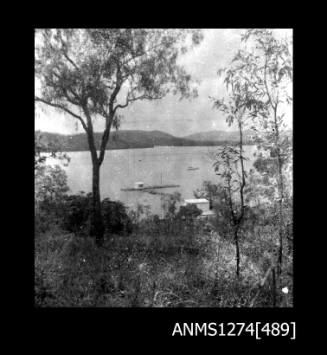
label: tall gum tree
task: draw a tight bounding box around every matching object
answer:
[224,29,292,274]
[35,28,203,246]
[212,72,249,277]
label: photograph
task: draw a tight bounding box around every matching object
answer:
[35,28,293,308]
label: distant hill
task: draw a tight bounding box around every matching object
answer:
[184,130,255,143]
[36,130,211,152]
[184,129,292,143]
[36,129,292,152]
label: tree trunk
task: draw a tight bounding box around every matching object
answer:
[276,159,284,275]
[90,161,104,246]
[234,227,240,278]
[274,106,285,276]
[234,115,246,279]
[271,267,276,306]
[83,106,106,247]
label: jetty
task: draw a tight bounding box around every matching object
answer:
[121,184,180,191]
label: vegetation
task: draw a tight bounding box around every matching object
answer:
[35,29,203,246]
[35,188,292,307]
[208,28,292,292]
[224,29,293,275]
[35,29,292,308]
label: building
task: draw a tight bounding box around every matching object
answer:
[183,198,215,217]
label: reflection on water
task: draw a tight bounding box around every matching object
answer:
[46,146,257,216]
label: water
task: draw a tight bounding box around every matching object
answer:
[47,146,257,216]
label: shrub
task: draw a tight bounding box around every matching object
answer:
[62,193,92,233]
[61,194,133,236]
[102,198,132,235]
[35,164,70,234]
[176,204,202,221]
[162,192,181,219]
[35,206,56,234]
[35,164,69,204]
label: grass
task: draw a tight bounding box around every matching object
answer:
[35,214,293,307]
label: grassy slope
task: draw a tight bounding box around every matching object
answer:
[35,219,293,308]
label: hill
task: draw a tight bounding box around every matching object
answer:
[36,130,207,152]
[184,129,292,143]
[36,128,291,152]
[184,130,255,143]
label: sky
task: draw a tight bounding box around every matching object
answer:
[35,29,293,137]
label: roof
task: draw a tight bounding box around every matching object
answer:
[184,198,209,204]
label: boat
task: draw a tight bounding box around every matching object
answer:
[187,167,199,171]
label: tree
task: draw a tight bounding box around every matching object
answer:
[35,130,70,170]
[211,55,252,277]
[35,164,69,204]
[35,29,203,246]
[35,133,70,233]
[35,130,70,212]
[211,146,247,277]
[226,29,292,274]
[194,180,220,208]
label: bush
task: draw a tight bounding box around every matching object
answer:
[62,193,92,233]
[35,164,70,234]
[61,194,133,236]
[35,164,69,204]
[35,206,56,234]
[102,198,132,235]
[176,204,202,221]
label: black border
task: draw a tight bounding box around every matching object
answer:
[13,22,312,346]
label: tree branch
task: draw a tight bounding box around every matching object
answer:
[263,56,277,109]
[82,105,99,165]
[237,111,246,224]
[98,117,113,166]
[113,93,164,115]
[35,97,88,131]
[97,64,124,165]
[59,36,80,72]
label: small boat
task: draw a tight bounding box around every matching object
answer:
[134,181,144,189]
[187,166,199,171]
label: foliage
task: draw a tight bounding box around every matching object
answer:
[177,204,202,221]
[194,181,233,236]
[35,164,69,204]
[60,193,133,236]
[35,128,71,234]
[194,180,220,206]
[35,29,204,244]
[229,29,292,197]
[35,131,70,170]
[35,159,70,234]
[35,29,203,115]
[34,28,292,307]
[61,193,92,234]
[212,97,248,277]
[162,192,181,219]
[35,208,292,307]
[101,198,132,235]
[211,29,292,276]
[35,29,204,167]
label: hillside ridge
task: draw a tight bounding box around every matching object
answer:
[35,129,291,151]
